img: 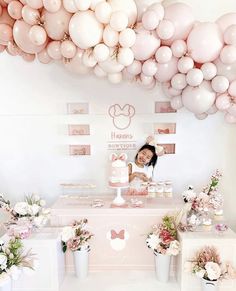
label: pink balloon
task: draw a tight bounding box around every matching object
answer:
[22,52,35,61]
[126,60,142,75]
[0,8,15,27]
[227,103,236,117]
[142,59,158,76]
[25,0,43,9]
[224,112,236,123]
[170,95,183,110]
[163,3,195,44]
[140,73,154,86]
[215,93,231,111]
[214,58,236,82]
[206,104,218,114]
[43,0,61,13]
[0,44,5,52]
[182,81,216,114]
[47,40,62,60]
[60,39,76,59]
[186,68,203,87]
[29,25,47,46]
[217,13,236,32]
[142,10,159,31]
[0,0,7,7]
[195,113,208,120]
[177,56,194,74]
[220,45,236,64]
[211,75,229,93]
[7,1,23,20]
[200,62,217,80]
[65,49,91,75]
[155,56,178,83]
[161,81,182,98]
[155,46,172,63]
[13,20,46,53]
[22,5,40,25]
[156,19,175,40]
[0,23,13,44]
[7,40,20,55]
[228,80,236,97]
[224,24,236,45]
[37,48,52,63]
[187,22,224,63]
[131,32,160,61]
[171,73,187,90]
[171,39,187,58]
[122,68,135,82]
[0,6,2,17]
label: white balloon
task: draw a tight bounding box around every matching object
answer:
[214,58,236,82]
[228,80,236,97]
[142,59,158,76]
[62,0,77,13]
[69,10,103,49]
[103,24,119,47]
[134,0,162,21]
[43,0,61,13]
[156,20,175,40]
[215,93,231,111]
[126,59,142,75]
[140,73,154,85]
[195,113,208,120]
[170,95,183,109]
[171,73,187,90]
[220,45,236,64]
[171,39,187,58]
[110,11,128,32]
[224,24,236,45]
[161,82,182,98]
[186,68,204,86]
[60,40,76,58]
[117,47,134,66]
[26,0,43,9]
[177,56,194,74]
[99,48,124,73]
[201,62,217,80]
[108,0,137,26]
[95,1,111,24]
[65,49,91,74]
[47,40,62,59]
[82,50,97,67]
[224,112,236,123]
[182,81,216,114]
[119,28,136,48]
[211,75,229,93]
[142,10,159,31]
[108,72,122,84]
[93,64,107,77]
[90,0,104,11]
[74,0,91,11]
[148,3,164,20]
[155,46,172,63]
[93,43,109,62]
[206,104,218,114]
[29,25,47,46]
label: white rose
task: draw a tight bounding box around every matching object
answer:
[196,269,206,278]
[205,262,221,280]
[167,240,180,256]
[61,227,75,243]
[39,200,46,207]
[146,234,161,251]
[32,194,40,202]
[33,216,45,227]
[0,254,7,270]
[14,202,29,216]
[28,204,40,216]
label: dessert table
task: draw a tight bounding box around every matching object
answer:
[50,195,183,272]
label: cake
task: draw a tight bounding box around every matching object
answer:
[109,153,129,187]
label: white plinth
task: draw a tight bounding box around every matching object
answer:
[9,228,65,291]
[177,229,236,291]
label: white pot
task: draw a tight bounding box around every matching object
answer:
[0,276,12,291]
[201,278,218,291]
[154,253,171,283]
[73,248,89,279]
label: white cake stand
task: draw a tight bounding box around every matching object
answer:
[110,186,128,206]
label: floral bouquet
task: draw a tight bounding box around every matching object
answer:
[0,236,35,285]
[61,219,93,252]
[146,215,180,256]
[0,193,50,233]
[185,246,236,281]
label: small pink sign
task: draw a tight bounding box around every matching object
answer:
[67,103,89,114]
[154,123,176,134]
[68,125,90,135]
[69,145,91,156]
[158,143,176,154]
[155,102,177,113]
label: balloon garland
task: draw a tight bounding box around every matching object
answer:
[1,0,236,123]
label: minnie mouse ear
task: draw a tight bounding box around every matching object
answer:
[156,145,165,156]
[146,135,155,144]
[109,153,117,161]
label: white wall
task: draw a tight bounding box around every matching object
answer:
[0,0,236,229]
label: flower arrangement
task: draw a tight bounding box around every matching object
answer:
[61,219,93,252]
[185,246,236,281]
[0,193,50,229]
[146,215,180,256]
[0,237,35,284]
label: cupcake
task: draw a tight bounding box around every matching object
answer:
[214,209,224,221]
[202,219,212,231]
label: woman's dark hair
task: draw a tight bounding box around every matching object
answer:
[135,144,158,167]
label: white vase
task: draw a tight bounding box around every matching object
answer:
[154,253,171,283]
[73,248,89,279]
[0,276,12,291]
[201,278,218,291]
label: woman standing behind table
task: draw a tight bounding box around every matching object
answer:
[127,136,164,195]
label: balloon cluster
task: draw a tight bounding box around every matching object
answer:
[1,0,236,123]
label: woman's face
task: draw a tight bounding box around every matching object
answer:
[137,149,154,166]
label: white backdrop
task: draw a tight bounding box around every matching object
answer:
[0,0,236,229]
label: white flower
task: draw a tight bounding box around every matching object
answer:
[32,194,40,202]
[39,200,46,207]
[167,240,180,256]
[146,234,161,251]
[0,254,7,270]
[61,227,75,243]
[196,269,206,278]
[14,202,29,216]
[205,262,221,280]
[28,204,41,216]
[33,216,46,227]
[182,188,196,201]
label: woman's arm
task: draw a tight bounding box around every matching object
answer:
[128,164,149,182]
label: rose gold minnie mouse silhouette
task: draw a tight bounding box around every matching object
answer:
[108,104,135,130]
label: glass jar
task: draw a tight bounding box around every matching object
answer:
[156,182,164,197]
[148,182,157,198]
[140,182,148,195]
[164,180,173,197]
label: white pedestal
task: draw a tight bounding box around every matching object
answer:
[6,228,65,291]
[177,229,236,291]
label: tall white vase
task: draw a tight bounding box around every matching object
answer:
[73,249,89,279]
[201,278,218,291]
[0,276,12,291]
[154,253,171,283]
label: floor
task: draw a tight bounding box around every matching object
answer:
[60,271,180,291]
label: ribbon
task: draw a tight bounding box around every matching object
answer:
[111,229,125,240]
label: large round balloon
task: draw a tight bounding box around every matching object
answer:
[155,57,178,83]
[99,48,124,73]
[43,6,72,40]
[214,58,236,82]
[69,10,103,49]
[13,20,46,54]
[187,22,224,63]
[108,0,137,26]
[182,81,216,114]
[216,13,236,32]
[65,48,91,74]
